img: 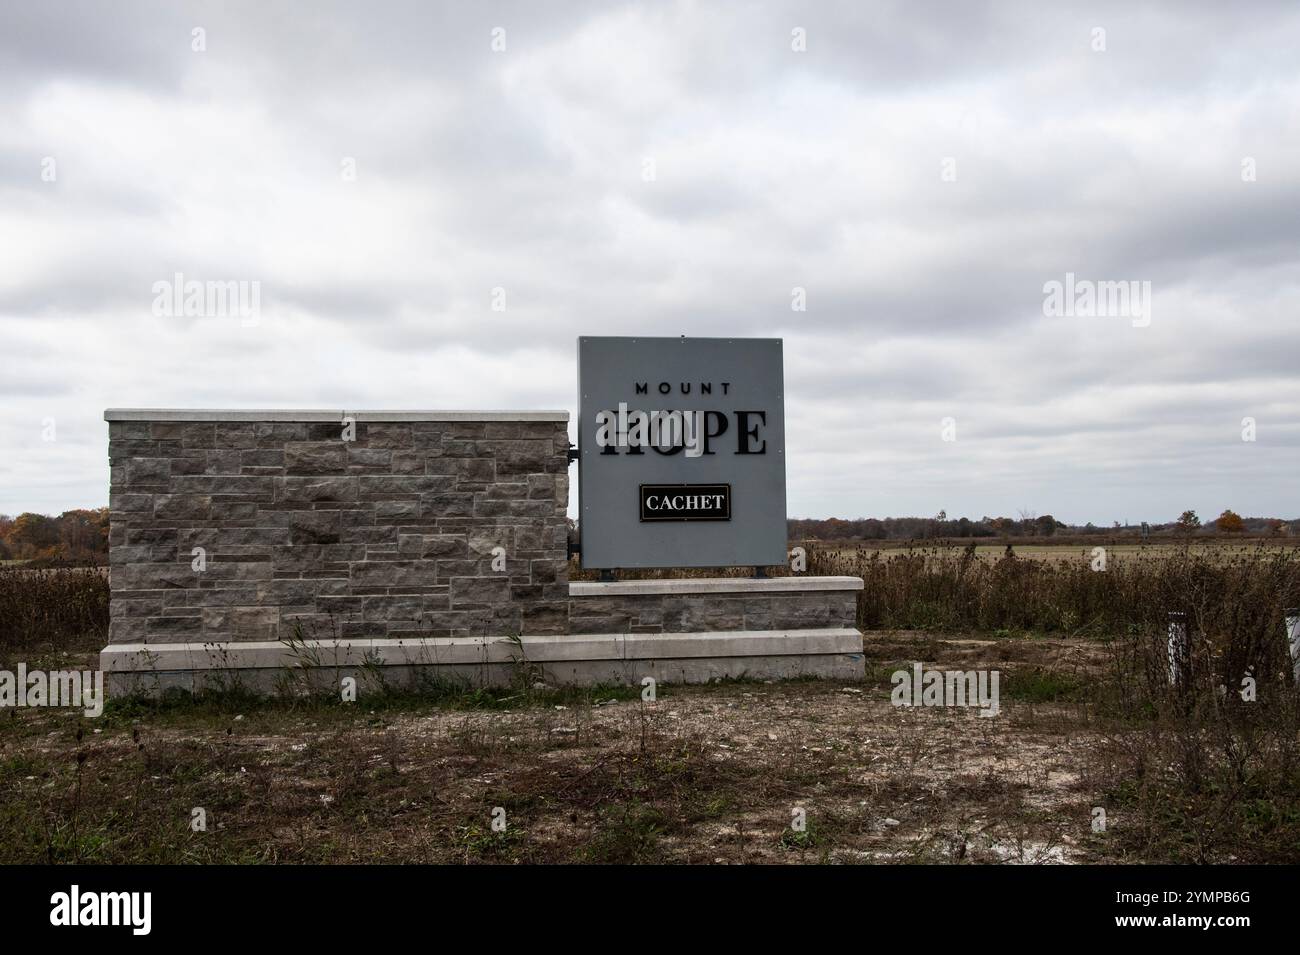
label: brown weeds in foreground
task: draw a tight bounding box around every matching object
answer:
[0,565,109,655]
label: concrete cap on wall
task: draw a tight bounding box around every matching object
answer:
[569,576,865,597]
[104,409,570,422]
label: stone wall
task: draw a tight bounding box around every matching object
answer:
[567,578,861,634]
[105,410,570,649]
[103,410,867,694]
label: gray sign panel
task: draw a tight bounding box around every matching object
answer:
[577,336,787,569]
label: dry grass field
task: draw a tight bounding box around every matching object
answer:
[818,539,1300,565]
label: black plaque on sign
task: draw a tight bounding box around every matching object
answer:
[639,484,731,522]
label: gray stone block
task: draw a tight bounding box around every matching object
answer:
[451,576,512,608]
[285,443,348,474]
[279,477,358,503]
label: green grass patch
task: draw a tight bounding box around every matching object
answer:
[1001,667,1090,703]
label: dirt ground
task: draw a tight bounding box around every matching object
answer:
[0,630,1146,864]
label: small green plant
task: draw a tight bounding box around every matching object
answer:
[584,802,667,863]
[1002,667,1088,703]
[779,818,821,851]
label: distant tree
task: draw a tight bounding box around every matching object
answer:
[0,510,110,562]
[1176,510,1201,532]
[58,508,108,555]
[8,513,59,555]
[1017,507,1036,533]
[1215,509,1245,533]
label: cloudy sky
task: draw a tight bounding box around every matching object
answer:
[2,1,1297,523]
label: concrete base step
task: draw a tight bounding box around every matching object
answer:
[100,628,867,697]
